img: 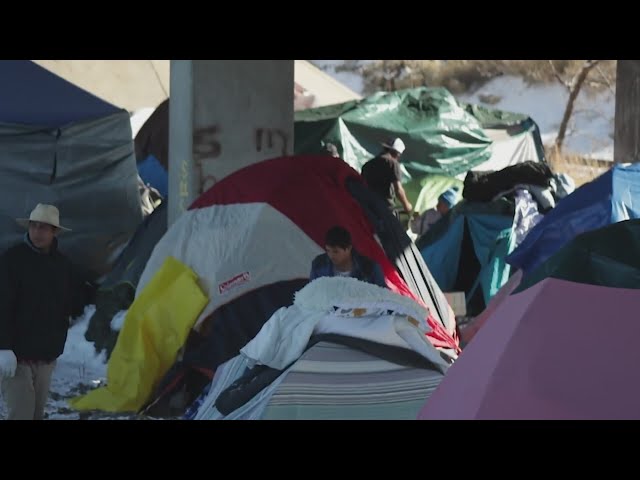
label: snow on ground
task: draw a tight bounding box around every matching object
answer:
[46,305,108,419]
[310,60,374,96]
[0,305,136,420]
[459,75,615,160]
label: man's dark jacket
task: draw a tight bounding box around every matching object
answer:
[0,235,94,362]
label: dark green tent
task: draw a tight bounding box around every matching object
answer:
[515,219,640,293]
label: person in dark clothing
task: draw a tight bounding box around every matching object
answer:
[0,204,94,420]
[410,187,460,237]
[310,226,386,288]
[361,137,413,215]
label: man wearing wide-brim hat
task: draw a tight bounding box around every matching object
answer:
[0,203,86,420]
[361,137,413,216]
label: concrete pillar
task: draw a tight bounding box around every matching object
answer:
[168,60,294,226]
[614,60,640,164]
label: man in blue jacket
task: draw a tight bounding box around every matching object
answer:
[310,226,386,288]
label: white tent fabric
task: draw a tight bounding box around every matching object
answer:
[130,108,156,139]
[464,128,542,176]
[33,60,169,113]
[137,202,323,330]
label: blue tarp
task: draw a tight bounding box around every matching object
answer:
[420,215,466,291]
[0,61,120,127]
[138,154,168,198]
[507,163,640,274]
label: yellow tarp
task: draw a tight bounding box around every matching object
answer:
[69,256,208,413]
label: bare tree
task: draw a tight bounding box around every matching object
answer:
[379,61,411,91]
[549,60,600,152]
[596,63,616,96]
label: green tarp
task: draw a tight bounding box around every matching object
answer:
[294,87,544,214]
[404,174,464,214]
[294,87,541,180]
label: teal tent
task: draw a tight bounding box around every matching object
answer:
[416,200,518,316]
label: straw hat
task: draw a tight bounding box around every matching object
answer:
[16,204,71,231]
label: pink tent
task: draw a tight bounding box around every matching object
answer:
[418,278,640,420]
[460,269,523,345]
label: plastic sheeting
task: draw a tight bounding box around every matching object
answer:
[471,127,544,174]
[69,256,208,413]
[405,174,464,214]
[294,87,546,217]
[0,111,143,279]
[513,189,544,247]
[294,87,543,179]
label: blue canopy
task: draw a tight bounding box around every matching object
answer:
[0,60,121,127]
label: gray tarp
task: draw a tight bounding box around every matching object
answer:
[0,111,143,279]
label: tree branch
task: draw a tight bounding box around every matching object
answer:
[569,60,598,89]
[549,60,571,91]
[555,60,600,151]
[596,63,616,96]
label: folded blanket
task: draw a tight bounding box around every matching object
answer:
[240,277,448,372]
[294,276,429,320]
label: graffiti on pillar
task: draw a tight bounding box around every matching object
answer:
[193,125,222,195]
[193,125,222,162]
[255,128,290,156]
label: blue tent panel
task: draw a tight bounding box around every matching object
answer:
[138,154,168,198]
[419,215,465,292]
[507,163,640,274]
[419,210,516,312]
[611,164,640,221]
[0,61,120,127]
